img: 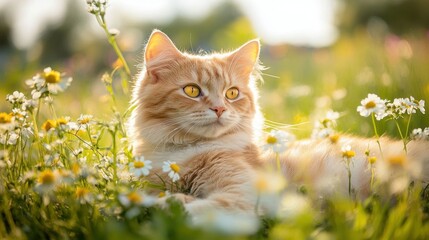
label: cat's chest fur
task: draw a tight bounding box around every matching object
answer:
[140,132,253,168]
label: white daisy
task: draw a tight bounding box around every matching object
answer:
[341,144,355,158]
[417,99,425,114]
[277,193,310,219]
[22,99,37,112]
[25,75,45,90]
[6,91,26,105]
[0,132,19,145]
[118,191,156,207]
[43,67,72,94]
[388,97,425,117]
[411,127,429,141]
[75,187,94,204]
[77,114,95,127]
[357,93,387,120]
[162,161,180,182]
[191,209,259,235]
[324,110,340,127]
[263,130,295,153]
[129,156,152,177]
[425,127,429,136]
[409,96,425,114]
[34,169,59,195]
[0,112,15,133]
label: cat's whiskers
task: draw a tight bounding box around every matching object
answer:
[263,120,310,130]
[136,116,187,130]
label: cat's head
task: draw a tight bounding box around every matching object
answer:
[129,30,263,149]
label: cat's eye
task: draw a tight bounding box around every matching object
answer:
[183,85,201,98]
[225,87,239,100]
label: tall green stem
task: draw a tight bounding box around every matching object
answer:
[346,158,352,197]
[110,128,118,183]
[31,112,43,159]
[395,120,407,153]
[370,165,375,192]
[95,15,131,78]
[404,114,412,144]
[371,113,383,159]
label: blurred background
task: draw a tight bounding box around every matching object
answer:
[0,0,428,138]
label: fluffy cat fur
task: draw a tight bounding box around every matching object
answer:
[128,30,429,215]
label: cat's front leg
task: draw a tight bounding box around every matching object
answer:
[156,189,256,216]
[183,190,257,216]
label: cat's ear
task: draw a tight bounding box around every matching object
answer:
[227,40,260,80]
[144,30,182,82]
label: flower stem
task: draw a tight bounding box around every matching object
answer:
[346,159,352,197]
[254,193,260,215]
[96,15,131,79]
[405,114,412,144]
[31,112,43,159]
[276,153,281,172]
[110,128,118,183]
[370,165,375,192]
[371,113,383,159]
[48,101,58,120]
[394,119,407,153]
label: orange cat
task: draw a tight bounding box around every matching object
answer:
[128,30,429,216]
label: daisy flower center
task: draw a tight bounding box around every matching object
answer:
[127,192,142,203]
[78,118,91,124]
[387,155,406,166]
[266,135,277,144]
[44,70,61,84]
[255,178,268,191]
[342,150,355,159]
[39,170,55,185]
[158,192,166,198]
[170,163,180,173]
[365,101,376,109]
[368,156,377,164]
[329,134,340,143]
[75,187,89,198]
[133,161,145,168]
[72,163,80,175]
[0,112,12,124]
[42,119,57,131]
[56,117,68,125]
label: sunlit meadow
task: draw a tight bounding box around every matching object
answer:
[1,0,429,239]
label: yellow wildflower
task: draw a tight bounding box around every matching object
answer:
[266,135,277,144]
[0,112,12,124]
[329,134,340,143]
[127,192,142,204]
[112,58,124,69]
[56,117,68,125]
[44,69,61,84]
[341,145,355,159]
[38,169,56,185]
[368,156,377,165]
[387,155,406,167]
[42,119,57,131]
[75,187,90,199]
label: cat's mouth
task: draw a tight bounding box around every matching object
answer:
[196,118,225,127]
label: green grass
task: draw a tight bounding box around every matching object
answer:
[1,2,429,239]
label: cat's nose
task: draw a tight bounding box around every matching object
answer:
[210,106,226,118]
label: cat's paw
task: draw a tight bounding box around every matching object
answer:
[156,193,195,209]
